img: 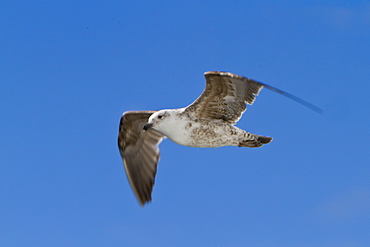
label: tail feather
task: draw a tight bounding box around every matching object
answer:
[238,135,273,148]
[257,135,273,144]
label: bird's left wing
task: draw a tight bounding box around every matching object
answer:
[184,71,321,124]
[184,71,263,124]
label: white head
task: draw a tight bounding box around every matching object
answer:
[143,109,176,134]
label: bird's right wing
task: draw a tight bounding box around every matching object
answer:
[118,111,165,206]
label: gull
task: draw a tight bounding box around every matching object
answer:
[118,71,321,206]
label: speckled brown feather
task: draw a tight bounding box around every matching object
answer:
[118,111,165,206]
[184,71,264,124]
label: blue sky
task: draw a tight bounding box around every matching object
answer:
[1,1,369,246]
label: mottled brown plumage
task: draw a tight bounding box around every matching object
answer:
[118,111,165,205]
[185,71,263,124]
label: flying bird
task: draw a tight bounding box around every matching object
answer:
[118,71,321,206]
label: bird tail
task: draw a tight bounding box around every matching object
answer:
[238,135,273,148]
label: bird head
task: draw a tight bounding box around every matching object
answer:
[143,110,170,131]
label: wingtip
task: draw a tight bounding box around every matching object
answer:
[313,107,323,115]
[138,199,151,207]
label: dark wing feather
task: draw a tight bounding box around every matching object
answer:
[185,71,263,124]
[184,71,322,123]
[118,111,165,206]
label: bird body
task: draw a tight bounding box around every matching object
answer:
[118,71,320,205]
[146,109,271,148]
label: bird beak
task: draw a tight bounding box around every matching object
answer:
[143,123,153,131]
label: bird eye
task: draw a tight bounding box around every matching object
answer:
[158,115,163,119]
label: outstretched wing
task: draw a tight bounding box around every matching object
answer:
[118,111,165,206]
[184,71,321,124]
[184,71,263,124]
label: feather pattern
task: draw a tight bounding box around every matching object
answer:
[184,71,264,124]
[118,111,165,206]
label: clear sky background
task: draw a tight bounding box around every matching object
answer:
[1,1,369,246]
